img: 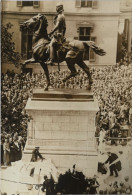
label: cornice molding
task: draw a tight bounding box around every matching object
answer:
[120,8,132,12]
[2,11,121,17]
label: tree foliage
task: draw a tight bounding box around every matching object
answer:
[1,23,21,67]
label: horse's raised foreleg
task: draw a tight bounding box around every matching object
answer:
[63,58,78,82]
[76,60,93,90]
[40,62,50,91]
[23,57,36,66]
[22,57,36,71]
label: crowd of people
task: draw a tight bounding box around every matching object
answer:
[94,63,132,139]
[1,57,132,164]
[98,176,132,194]
[1,132,26,166]
[36,167,132,194]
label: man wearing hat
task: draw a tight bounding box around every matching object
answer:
[47,2,66,66]
[104,152,121,177]
[31,147,44,162]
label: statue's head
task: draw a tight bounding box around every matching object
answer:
[56,2,64,14]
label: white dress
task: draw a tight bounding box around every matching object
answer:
[98,131,106,154]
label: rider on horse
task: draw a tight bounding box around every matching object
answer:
[47,2,66,66]
[21,11,106,91]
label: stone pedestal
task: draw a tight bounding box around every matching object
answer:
[23,89,99,177]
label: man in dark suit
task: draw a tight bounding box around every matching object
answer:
[41,175,55,195]
[31,147,44,162]
[104,152,121,177]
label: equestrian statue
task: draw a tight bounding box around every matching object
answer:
[20,3,106,91]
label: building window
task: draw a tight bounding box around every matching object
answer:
[21,29,33,59]
[79,27,91,41]
[75,0,98,8]
[79,27,90,60]
[78,27,96,61]
[81,0,92,7]
[22,1,33,6]
[17,1,40,7]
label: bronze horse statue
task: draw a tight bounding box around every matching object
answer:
[21,14,106,91]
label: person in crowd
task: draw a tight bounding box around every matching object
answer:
[17,137,23,160]
[3,138,10,166]
[106,183,113,194]
[1,136,4,165]
[123,176,131,192]
[118,182,126,194]
[12,136,20,161]
[41,175,55,195]
[89,175,100,194]
[98,128,106,154]
[9,136,14,163]
[31,147,44,162]
[112,181,119,194]
[104,152,120,177]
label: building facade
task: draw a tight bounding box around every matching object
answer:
[118,0,132,57]
[2,0,127,73]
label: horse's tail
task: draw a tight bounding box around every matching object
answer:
[83,41,106,56]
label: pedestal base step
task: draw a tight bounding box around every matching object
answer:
[22,150,98,177]
[32,88,93,101]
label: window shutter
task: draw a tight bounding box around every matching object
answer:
[75,0,81,7]
[89,37,96,62]
[17,1,22,7]
[92,0,98,9]
[124,19,129,40]
[33,1,40,8]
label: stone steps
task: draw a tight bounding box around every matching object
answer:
[25,144,96,156]
[28,139,95,148]
[22,153,98,177]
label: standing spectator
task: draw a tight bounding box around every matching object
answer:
[12,137,20,161]
[104,152,121,177]
[9,137,14,163]
[1,136,4,165]
[17,137,23,160]
[3,138,10,166]
[41,175,55,195]
[98,128,106,154]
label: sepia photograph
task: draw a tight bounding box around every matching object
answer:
[1,0,132,194]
